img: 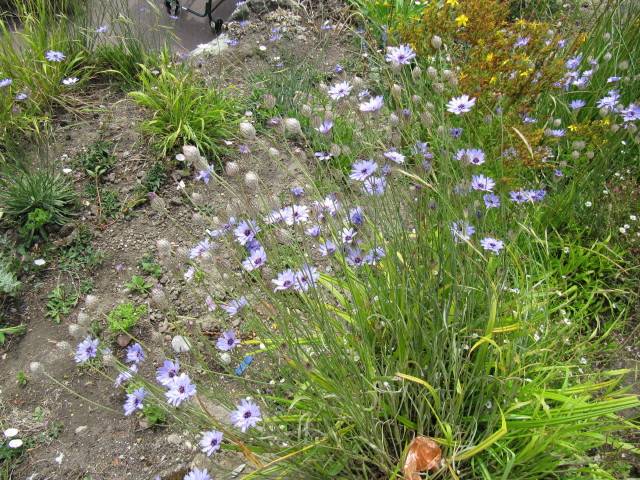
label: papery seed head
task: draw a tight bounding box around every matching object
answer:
[431,35,442,49]
[427,66,438,79]
[284,118,302,136]
[262,93,276,109]
[157,238,172,256]
[268,147,280,159]
[244,171,260,189]
[239,122,256,139]
[225,161,240,177]
[300,104,312,117]
[182,145,200,164]
[411,66,422,81]
[85,294,99,312]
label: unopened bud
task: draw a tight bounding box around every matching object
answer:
[225,161,240,177]
[427,66,438,79]
[431,35,442,49]
[300,104,312,117]
[411,66,422,81]
[262,93,276,109]
[391,84,402,99]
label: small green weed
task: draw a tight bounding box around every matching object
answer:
[76,141,115,179]
[107,302,147,333]
[142,161,168,193]
[125,275,152,295]
[45,284,78,323]
[15,371,27,387]
[138,253,162,279]
[142,402,167,426]
[58,226,104,272]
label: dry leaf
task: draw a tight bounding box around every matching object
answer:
[403,436,442,479]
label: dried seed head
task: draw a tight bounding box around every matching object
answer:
[391,84,402,99]
[84,294,99,312]
[244,171,260,190]
[433,82,444,93]
[431,35,442,49]
[411,66,422,81]
[262,93,276,109]
[268,147,280,160]
[225,161,240,177]
[426,66,438,79]
[300,104,312,117]
[284,118,302,136]
[330,143,342,157]
[239,122,256,139]
[182,145,200,165]
[56,340,71,352]
[157,238,172,257]
[191,192,204,205]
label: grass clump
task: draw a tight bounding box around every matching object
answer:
[129,54,238,159]
[107,302,147,334]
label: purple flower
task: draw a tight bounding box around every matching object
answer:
[239,144,251,154]
[190,238,215,259]
[96,25,108,33]
[349,207,364,225]
[205,296,217,312]
[483,193,501,209]
[230,399,262,432]
[349,159,378,181]
[291,186,305,197]
[316,120,333,134]
[547,129,565,137]
[471,174,495,192]
[319,240,337,256]
[0,78,12,88]
[509,190,530,203]
[363,176,386,196]
[383,149,405,164]
[62,77,78,86]
[45,50,65,62]
[341,227,357,244]
[451,221,475,243]
[346,247,365,267]
[15,92,28,101]
[114,364,138,387]
[622,103,640,122]
[514,36,530,48]
[233,220,260,246]
[281,205,310,225]
[184,468,212,480]
[294,264,319,292]
[221,296,249,316]
[156,359,180,386]
[569,99,586,110]
[242,246,267,271]
[74,336,99,363]
[195,166,214,184]
[225,38,239,46]
[123,388,146,416]
[359,95,384,112]
[199,431,223,456]
[305,225,321,237]
[314,151,333,161]
[126,343,145,364]
[607,76,621,83]
[365,247,385,265]
[480,237,505,255]
[385,44,416,66]
[554,169,564,177]
[465,148,485,165]
[272,269,296,291]
[596,90,620,112]
[528,189,547,202]
[450,127,463,138]
[565,54,582,70]
[216,330,241,352]
[165,373,197,406]
[328,81,352,100]
[333,63,343,72]
[446,95,476,115]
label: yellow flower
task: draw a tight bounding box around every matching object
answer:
[568,124,578,132]
[446,0,459,6]
[486,52,495,62]
[455,14,469,27]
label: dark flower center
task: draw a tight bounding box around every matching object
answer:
[179,386,185,393]
[227,338,234,345]
[243,410,252,419]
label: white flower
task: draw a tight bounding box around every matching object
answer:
[584,201,592,207]
[34,258,46,266]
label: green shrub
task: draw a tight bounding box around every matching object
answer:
[129,54,238,159]
[107,302,147,333]
[0,167,76,239]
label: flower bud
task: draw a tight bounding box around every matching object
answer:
[389,113,400,126]
[571,150,580,159]
[192,212,206,225]
[225,161,240,177]
[300,104,312,117]
[239,122,256,139]
[553,118,562,127]
[427,66,438,79]
[618,60,629,70]
[193,156,209,172]
[411,94,422,104]
[433,82,444,93]
[244,171,259,190]
[431,35,442,49]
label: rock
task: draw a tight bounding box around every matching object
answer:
[117,334,131,347]
[167,433,182,446]
[74,425,88,434]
